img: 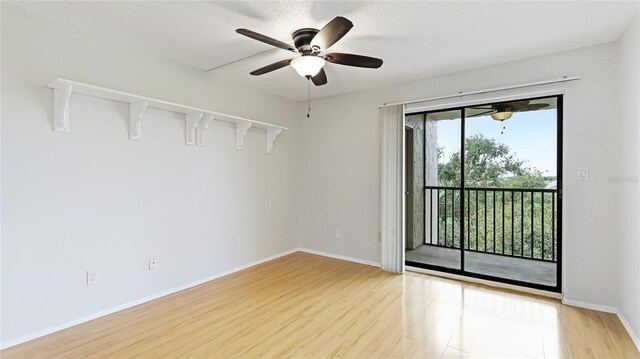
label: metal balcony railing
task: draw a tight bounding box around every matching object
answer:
[425,186,558,262]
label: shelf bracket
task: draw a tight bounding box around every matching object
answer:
[129,100,148,140]
[185,111,203,146]
[53,83,73,132]
[267,128,282,154]
[197,114,214,146]
[236,122,252,151]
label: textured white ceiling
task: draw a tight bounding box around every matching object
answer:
[9,1,640,101]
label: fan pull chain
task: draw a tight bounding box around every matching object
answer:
[307,79,311,118]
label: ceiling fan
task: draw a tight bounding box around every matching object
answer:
[236,16,383,86]
[469,100,550,121]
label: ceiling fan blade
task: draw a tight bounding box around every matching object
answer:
[324,53,383,68]
[249,59,293,76]
[507,101,550,112]
[236,29,296,52]
[468,110,495,117]
[310,16,353,50]
[311,68,328,86]
[506,100,533,111]
[526,103,550,111]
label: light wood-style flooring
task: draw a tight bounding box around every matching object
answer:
[2,252,638,358]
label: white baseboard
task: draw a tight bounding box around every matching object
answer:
[0,248,299,350]
[297,248,381,268]
[561,297,618,314]
[617,310,640,351]
[561,298,640,352]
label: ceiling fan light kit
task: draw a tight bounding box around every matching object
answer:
[236,16,383,86]
[491,111,513,121]
[290,56,326,77]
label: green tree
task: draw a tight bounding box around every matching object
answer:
[438,134,547,188]
[433,134,556,260]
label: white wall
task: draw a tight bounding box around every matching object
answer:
[296,42,622,307]
[1,5,301,345]
[615,12,640,345]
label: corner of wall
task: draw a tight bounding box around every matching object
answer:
[614,9,640,351]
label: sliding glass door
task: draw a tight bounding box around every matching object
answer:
[405,95,562,292]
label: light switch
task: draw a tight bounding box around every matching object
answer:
[578,168,589,180]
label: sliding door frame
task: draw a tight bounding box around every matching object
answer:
[406,94,563,293]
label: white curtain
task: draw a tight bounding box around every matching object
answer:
[380,105,405,273]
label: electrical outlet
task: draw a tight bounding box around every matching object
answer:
[149,257,158,271]
[86,269,99,286]
[335,230,341,240]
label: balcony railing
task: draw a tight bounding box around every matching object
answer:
[425,186,558,262]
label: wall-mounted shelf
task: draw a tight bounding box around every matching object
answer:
[46,78,287,153]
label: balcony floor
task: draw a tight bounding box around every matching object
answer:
[406,245,557,287]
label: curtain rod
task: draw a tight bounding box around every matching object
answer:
[379,75,581,108]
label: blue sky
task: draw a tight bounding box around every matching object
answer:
[437,109,557,176]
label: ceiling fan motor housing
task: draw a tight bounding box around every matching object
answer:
[292,28,320,54]
[494,104,513,112]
